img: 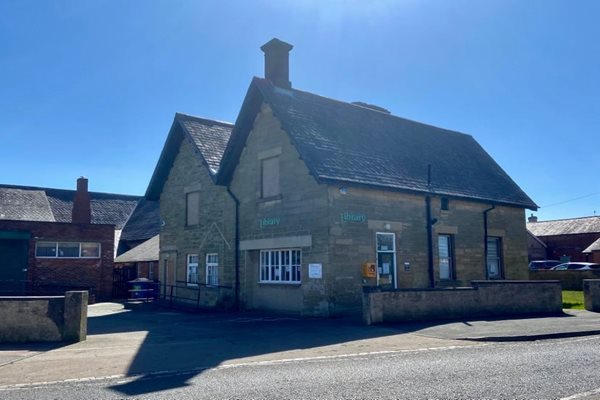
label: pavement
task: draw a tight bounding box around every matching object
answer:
[0,302,599,388]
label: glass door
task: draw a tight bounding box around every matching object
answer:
[376,233,397,289]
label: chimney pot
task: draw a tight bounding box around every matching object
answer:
[261,38,293,89]
[72,176,91,224]
[528,213,538,223]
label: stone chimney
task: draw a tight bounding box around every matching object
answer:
[528,213,538,223]
[72,176,91,224]
[261,38,293,89]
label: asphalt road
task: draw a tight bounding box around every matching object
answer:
[2,335,599,399]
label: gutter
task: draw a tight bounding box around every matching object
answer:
[483,204,496,279]
[226,187,241,310]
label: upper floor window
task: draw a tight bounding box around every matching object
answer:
[35,241,100,258]
[261,156,280,198]
[186,191,200,226]
[441,197,450,211]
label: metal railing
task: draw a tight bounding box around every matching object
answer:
[157,281,234,311]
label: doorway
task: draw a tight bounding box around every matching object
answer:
[0,238,29,294]
[376,232,397,289]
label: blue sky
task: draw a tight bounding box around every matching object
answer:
[1,0,598,221]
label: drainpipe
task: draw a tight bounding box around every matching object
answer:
[483,204,496,280]
[226,187,240,310]
[426,165,436,288]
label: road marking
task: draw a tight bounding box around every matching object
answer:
[0,343,485,391]
[561,387,600,400]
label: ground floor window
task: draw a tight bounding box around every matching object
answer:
[260,249,301,284]
[206,253,218,286]
[187,254,199,286]
[35,241,100,258]
[438,234,455,280]
[486,237,503,279]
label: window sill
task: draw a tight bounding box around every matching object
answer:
[258,194,282,204]
[258,281,301,287]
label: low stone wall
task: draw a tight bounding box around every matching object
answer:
[584,279,600,312]
[529,270,600,290]
[0,291,88,342]
[363,281,562,325]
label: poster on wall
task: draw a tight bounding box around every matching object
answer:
[308,263,322,279]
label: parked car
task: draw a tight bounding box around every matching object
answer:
[550,262,600,271]
[528,260,562,270]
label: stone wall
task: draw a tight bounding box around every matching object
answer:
[529,270,600,290]
[159,136,237,308]
[584,279,600,312]
[0,291,88,342]
[363,281,562,325]
[230,104,331,316]
[327,187,529,315]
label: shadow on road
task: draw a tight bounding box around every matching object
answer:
[86,303,401,396]
[86,303,576,397]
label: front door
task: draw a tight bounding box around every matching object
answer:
[0,238,29,294]
[376,232,397,289]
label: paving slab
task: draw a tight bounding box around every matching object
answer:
[397,309,600,341]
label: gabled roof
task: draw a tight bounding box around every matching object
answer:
[583,237,600,253]
[218,78,537,210]
[145,113,233,200]
[527,216,600,237]
[114,234,159,263]
[527,230,547,248]
[0,184,141,228]
[120,199,160,242]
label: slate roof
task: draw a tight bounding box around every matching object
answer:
[145,113,233,200]
[0,184,141,229]
[583,237,600,253]
[0,188,55,222]
[114,234,159,263]
[218,78,537,210]
[527,216,600,237]
[120,199,160,242]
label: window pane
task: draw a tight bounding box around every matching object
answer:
[376,233,394,251]
[36,242,57,257]
[81,243,100,258]
[186,191,200,226]
[261,157,280,198]
[58,242,80,258]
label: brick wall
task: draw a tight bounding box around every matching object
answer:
[159,135,236,308]
[0,220,115,300]
[535,233,600,262]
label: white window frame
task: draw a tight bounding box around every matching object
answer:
[35,241,101,259]
[438,234,454,280]
[206,253,218,287]
[187,254,199,287]
[259,249,301,284]
[486,237,503,279]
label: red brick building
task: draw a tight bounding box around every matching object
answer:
[0,178,160,300]
[527,215,600,263]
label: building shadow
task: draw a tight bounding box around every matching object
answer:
[87,304,576,397]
